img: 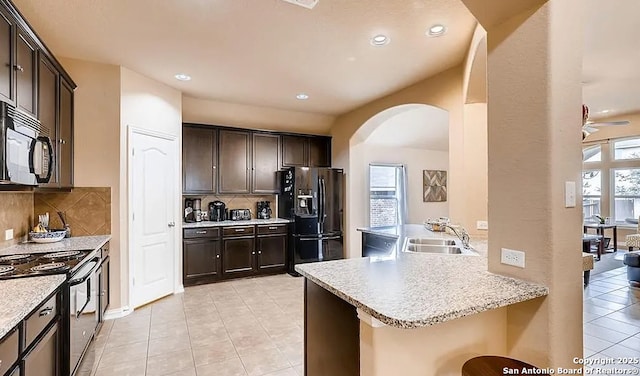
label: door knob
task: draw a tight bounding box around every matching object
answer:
[168,222,176,227]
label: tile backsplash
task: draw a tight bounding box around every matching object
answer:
[185,194,277,220]
[0,192,34,249]
[34,187,111,237]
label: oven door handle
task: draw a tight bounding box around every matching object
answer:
[68,258,100,286]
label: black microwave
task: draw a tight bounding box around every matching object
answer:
[0,102,53,185]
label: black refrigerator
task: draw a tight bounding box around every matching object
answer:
[278,167,344,275]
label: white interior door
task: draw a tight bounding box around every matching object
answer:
[131,130,176,308]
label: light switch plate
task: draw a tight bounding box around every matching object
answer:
[501,248,525,268]
[565,181,576,208]
[5,229,13,241]
[476,220,489,230]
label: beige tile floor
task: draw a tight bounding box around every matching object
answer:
[583,267,640,372]
[77,274,304,376]
[77,266,640,375]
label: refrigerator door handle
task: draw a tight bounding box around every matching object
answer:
[319,176,326,224]
[321,235,342,241]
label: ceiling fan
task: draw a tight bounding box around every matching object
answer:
[582,104,630,140]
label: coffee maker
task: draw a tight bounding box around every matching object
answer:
[257,201,272,219]
[209,201,227,222]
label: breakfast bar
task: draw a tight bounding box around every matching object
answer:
[296,226,549,376]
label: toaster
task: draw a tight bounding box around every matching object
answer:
[229,209,251,221]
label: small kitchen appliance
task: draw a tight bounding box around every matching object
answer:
[257,201,272,219]
[184,199,195,222]
[193,198,202,222]
[229,209,251,221]
[209,200,227,222]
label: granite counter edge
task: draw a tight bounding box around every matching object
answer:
[296,267,549,329]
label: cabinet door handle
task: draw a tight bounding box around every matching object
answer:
[252,251,256,255]
[59,139,66,145]
[195,231,207,234]
[235,229,245,232]
[216,254,220,258]
[39,307,53,317]
[258,251,262,254]
[268,227,278,230]
[14,64,23,72]
[213,166,216,169]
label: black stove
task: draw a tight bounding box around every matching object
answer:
[0,249,92,279]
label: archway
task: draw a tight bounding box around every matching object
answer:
[345,103,450,257]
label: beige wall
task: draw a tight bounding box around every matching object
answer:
[0,192,34,249]
[359,144,449,231]
[120,67,183,305]
[182,96,334,135]
[361,307,507,376]
[60,57,124,309]
[330,66,465,258]
[482,0,583,367]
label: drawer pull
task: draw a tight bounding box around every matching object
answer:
[268,227,278,230]
[39,307,53,317]
[195,231,207,234]
[235,229,245,232]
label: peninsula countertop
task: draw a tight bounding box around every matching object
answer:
[0,235,112,256]
[0,275,66,338]
[183,218,292,228]
[296,225,548,329]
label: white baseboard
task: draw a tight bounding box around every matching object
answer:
[103,306,133,320]
[175,284,185,294]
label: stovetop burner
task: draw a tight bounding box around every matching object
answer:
[0,249,93,279]
[43,250,81,261]
[30,262,70,273]
[0,254,33,265]
[0,265,15,275]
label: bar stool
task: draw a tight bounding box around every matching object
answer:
[462,356,539,375]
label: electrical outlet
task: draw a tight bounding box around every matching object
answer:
[476,221,489,230]
[5,229,13,241]
[501,248,525,268]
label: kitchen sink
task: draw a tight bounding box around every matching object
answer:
[405,244,463,254]
[407,238,457,246]
[403,237,477,255]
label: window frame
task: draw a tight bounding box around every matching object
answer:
[368,163,408,227]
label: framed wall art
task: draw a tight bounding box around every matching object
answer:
[423,170,447,202]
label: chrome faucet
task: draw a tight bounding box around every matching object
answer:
[441,224,471,249]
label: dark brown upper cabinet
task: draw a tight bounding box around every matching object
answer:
[15,27,36,116]
[183,126,217,193]
[0,8,13,103]
[282,135,331,168]
[252,133,279,193]
[219,129,251,194]
[58,78,74,188]
[309,136,331,167]
[37,54,58,187]
[281,135,308,167]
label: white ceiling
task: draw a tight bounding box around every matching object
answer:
[583,0,640,120]
[364,106,449,150]
[14,0,477,116]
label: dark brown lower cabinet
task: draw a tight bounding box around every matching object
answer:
[222,237,256,278]
[183,238,221,285]
[257,235,287,273]
[23,321,59,376]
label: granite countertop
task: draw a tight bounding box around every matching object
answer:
[297,225,546,329]
[183,218,292,228]
[0,235,112,256]
[0,275,66,338]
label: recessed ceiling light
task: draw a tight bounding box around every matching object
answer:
[174,73,191,81]
[296,93,309,100]
[427,24,446,37]
[370,34,390,46]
